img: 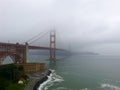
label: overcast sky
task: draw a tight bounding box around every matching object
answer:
[1,0,120,55]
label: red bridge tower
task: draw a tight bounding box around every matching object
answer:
[50,30,56,61]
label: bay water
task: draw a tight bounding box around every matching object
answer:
[29,54,120,90]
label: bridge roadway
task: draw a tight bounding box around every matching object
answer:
[0,42,62,50]
[0,42,50,50]
[0,42,64,64]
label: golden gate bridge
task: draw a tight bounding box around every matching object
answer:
[0,30,65,64]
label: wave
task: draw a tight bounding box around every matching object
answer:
[38,69,64,90]
[81,88,90,90]
[101,83,120,90]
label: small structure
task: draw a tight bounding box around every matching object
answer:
[18,77,25,84]
[18,80,24,84]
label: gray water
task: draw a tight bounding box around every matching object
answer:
[28,54,120,90]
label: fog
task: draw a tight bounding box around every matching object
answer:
[0,0,120,55]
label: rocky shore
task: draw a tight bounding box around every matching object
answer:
[33,70,52,90]
[24,70,52,90]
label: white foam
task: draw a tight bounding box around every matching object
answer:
[81,88,90,90]
[52,73,64,83]
[38,69,64,90]
[101,83,120,90]
[38,75,52,90]
[54,87,68,90]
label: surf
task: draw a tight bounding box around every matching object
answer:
[38,69,64,90]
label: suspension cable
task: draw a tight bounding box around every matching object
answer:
[26,31,46,43]
[28,30,50,44]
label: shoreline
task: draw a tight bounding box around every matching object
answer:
[33,70,52,90]
[24,70,52,90]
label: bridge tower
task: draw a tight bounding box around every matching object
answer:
[24,42,29,63]
[50,30,56,61]
[12,42,29,64]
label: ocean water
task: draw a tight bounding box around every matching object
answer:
[29,55,120,90]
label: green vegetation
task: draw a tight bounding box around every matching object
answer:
[0,64,29,90]
[6,83,25,90]
[6,80,29,90]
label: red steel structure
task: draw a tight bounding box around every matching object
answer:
[0,42,52,64]
[0,31,60,64]
[50,30,56,60]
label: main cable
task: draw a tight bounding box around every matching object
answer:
[28,30,50,44]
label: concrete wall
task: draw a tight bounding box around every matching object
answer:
[16,63,46,73]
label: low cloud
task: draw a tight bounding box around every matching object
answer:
[0,0,120,55]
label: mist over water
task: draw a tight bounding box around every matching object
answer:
[29,54,120,90]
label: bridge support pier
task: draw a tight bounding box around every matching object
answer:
[24,42,29,63]
[12,42,29,64]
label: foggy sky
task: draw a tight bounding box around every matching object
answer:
[1,0,120,55]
